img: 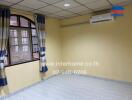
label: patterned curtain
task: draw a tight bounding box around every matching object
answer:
[34,14,48,73]
[0,7,10,86]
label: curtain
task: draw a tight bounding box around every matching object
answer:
[0,7,10,86]
[34,14,48,73]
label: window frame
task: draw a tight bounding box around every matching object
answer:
[6,14,39,67]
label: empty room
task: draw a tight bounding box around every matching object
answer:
[0,0,132,100]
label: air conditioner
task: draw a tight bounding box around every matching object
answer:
[90,13,114,24]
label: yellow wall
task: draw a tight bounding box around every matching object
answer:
[4,61,40,95]
[0,9,61,95]
[60,5,132,82]
[45,17,62,77]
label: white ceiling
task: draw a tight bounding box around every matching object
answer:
[1,0,132,19]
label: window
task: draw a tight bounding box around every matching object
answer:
[5,15,39,66]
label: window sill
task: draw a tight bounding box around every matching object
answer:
[5,59,40,68]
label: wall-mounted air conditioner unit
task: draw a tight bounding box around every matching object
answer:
[90,13,114,24]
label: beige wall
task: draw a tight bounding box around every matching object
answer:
[0,9,61,95]
[45,17,62,77]
[3,61,40,95]
[60,5,132,82]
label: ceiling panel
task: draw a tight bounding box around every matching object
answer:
[0,1,12,6]
[39,0,62,4]
[48,14,65,18]
[109,0,131,5]
[68,6,89,13]
[77,10,92,15]
[54,11,76,16]
[32,10,51,15]
[85,0,110,10]
[39,5,62,14]
[0,0,131,19]
[75,0,97,4]
[32,10,42,13]
[5,0,23,4]
[53,0,80,9]
[94,5,111,11]
[19,0,48,9]
[12,4,34,11]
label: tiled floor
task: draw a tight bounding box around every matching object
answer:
[1,74,132,100]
